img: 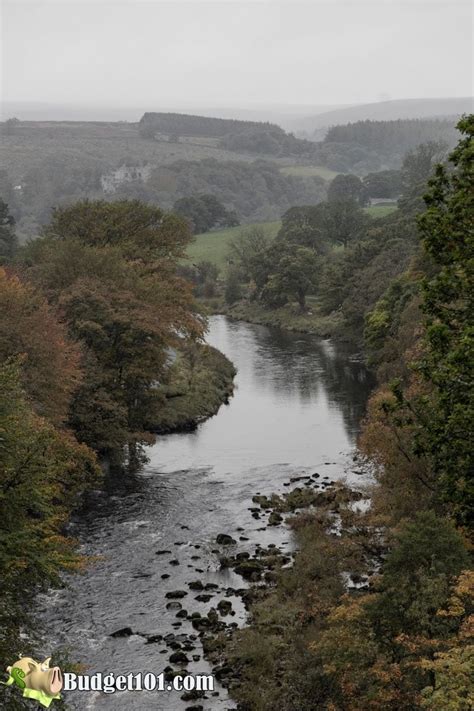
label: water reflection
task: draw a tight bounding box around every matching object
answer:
[149,316,374,475]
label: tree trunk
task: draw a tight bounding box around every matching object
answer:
[297,289,306,312]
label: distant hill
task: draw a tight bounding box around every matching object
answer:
[293,98,473,139]
[0,101,348,126]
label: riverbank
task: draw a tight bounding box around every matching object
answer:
[193,471,375,709]
[147,342,236,434]
[200,297,345,339]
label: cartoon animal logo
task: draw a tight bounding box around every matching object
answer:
[2,655,62,708]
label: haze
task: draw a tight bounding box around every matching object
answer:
[1,0,472,117]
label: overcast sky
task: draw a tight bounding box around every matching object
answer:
[1,0,472,110]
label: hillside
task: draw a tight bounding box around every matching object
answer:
[0,120,328,239]
[0,120,256,184]
[294,97,473,137]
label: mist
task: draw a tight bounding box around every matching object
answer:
[2,0,473,116]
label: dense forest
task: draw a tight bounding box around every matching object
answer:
[139,112,283,138]
[205,116,473,710]
[317,118,459,173]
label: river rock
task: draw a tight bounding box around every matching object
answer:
[195,593,213,602]
[165,590,188,599]
[166,601,182,610]
[217,599,233,615]
[216,533,236,545]
[188,580,204,590]
[145,633,163,644]
[110,627,133,638]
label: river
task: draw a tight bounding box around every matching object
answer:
[38,315,374,710]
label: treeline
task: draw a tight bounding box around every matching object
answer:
[316,118,459,173]
[0,200,220,676]
[139,112,283,138]
[1,155,327,240]
[325,117,459,152]
[143,159,327,223]
[218,117,473,710]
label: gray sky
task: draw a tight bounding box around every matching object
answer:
[1,0,472,110]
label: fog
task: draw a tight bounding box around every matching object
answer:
[2,0,472,116]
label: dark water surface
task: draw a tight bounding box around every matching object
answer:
[39,316,374,710]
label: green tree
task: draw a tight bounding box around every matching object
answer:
[0,199,18,264]
[328,173,369,206]
[225,267,243,305]
[263,246,319,311]
[363,169,403,199]
[416,116,474,524]
[173,194,239,233]
[229,226,274,296]
[323,199,370,247]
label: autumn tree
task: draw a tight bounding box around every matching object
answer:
[0,359,99,668]
[0,268,82,425]
[21,200,205,461]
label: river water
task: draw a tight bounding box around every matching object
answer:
[39,316,374,710]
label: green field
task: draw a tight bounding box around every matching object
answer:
[186,221,281,273]
[280,165,340,181]
[364,204,398,218]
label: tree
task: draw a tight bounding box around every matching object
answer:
[225,267,243,305]
[279,205,330,253]
[399,141,447,211]
[0,359,99,668]
[323,199,370,247]
[363,169,403,199]
[21,200,205,462]
[328,173,369,206]
[263,246,319,311]
[3,117,20,135]
[0,268,82,426]
[0,199,17,264]
[416,116,474,524]
[173,194,239,233]
[229,226,274,295]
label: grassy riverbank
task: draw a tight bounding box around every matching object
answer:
[224,299,343,337]
[147,343,236,433]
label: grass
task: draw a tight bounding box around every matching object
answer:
[226,298,343,338]
[280,164,340,181]
[185,221,281,273]
[364,204,398,218]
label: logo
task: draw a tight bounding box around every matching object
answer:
[2,655,62,708]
